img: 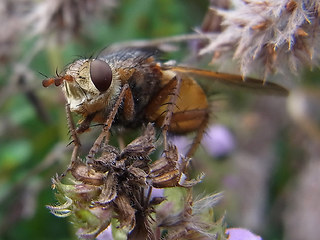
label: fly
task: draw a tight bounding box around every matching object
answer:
[42,47,288,158]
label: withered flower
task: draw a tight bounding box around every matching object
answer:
[200,0,320,78]
[47,124,204,239]
[157,191,225,240]
[26,0,117,42]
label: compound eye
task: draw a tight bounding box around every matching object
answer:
[90,59,112,92]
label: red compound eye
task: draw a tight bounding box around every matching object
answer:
[90,59,112,92]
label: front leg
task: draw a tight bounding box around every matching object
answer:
[76,112,97,134]
[88,84,132,159]
[64,104,81,177]
[76,86,135,134]
[123,84,135,122]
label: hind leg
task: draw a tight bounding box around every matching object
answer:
[146,71,209,158]
[169,109,209,158]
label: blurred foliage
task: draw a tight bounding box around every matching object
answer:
[1,0,320,240]
[0,1,207,240]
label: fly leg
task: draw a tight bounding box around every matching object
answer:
[169,109,209,158]
[160,76,182,156]
[145,72,209,160]
[87,84,133,159]
[186,112,208,159]
[116,88,135,151]
[75,85,135,134]
[64,104,81,177]
[76,113,97,133]
[169,109,209,174]
[123,82,135,122]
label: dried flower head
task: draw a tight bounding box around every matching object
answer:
[0,1,30,63]
[47,124,204,239]
[200,0,320,78]
[157,191,226,240]
[0,0,117,65]
[26,0,117,42]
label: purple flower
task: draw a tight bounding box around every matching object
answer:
[201,124,235,158]
[150,188,164,199]
[168,135,191,156]
[96,225,113,240]
[169,124,235,158]
[226,228,262,240]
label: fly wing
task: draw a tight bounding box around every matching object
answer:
[168,66,289,96]
[97,46,162,62]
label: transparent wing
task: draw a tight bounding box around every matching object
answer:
[168,66,289,96]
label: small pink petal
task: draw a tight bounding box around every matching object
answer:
[150,188,164,198]
[201,124,235,158]
[226,228,262,240]
[168,135,191,156]
[96,225,113,240]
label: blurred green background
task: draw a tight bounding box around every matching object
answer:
[1,0,320,240]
